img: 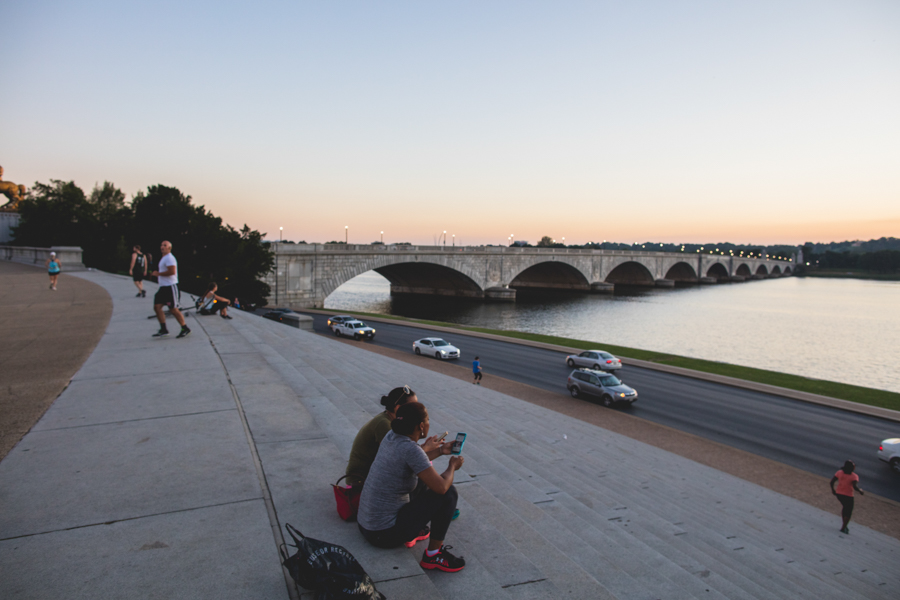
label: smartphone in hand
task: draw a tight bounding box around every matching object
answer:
[451,433,467,455]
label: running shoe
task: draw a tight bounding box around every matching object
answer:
[841,526,849,534]
[136,292,142,297]
[152,328,169,338]
[404,527,430,548]
[420,545,465,572]
[141,290,146,297]
[451,508,460,521]
[221,314,233,320]
[176,326,191,339]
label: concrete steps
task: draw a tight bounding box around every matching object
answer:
[214,311,900,600]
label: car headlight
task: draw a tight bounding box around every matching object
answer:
[619,393,626,397]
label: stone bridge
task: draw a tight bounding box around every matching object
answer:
[265,244,794,307]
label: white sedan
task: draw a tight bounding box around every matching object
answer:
[565,350,622,371]
[413,337,460,360]
[878,438,900,474]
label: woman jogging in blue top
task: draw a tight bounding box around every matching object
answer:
[46,252,61,291]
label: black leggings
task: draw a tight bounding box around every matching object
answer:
[837,494,854,522]
[359,485,458,549]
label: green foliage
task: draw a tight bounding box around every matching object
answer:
[13,181,273,305]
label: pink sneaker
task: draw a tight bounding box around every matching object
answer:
[404,528,430,548]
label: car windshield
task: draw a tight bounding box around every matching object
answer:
[433,340,449,346]
[599,375,622,386]
[350,322,364,327]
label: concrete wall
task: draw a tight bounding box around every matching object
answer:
[264,244,795,308]
[1,246,86,271]
[0,213,19,244]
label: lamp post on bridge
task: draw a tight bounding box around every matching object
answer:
[280,227,283,242]
[345,226,348,244]
[381,231,383,244]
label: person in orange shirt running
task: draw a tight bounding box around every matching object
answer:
[830,460,864,534]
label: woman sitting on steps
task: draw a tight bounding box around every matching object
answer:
[345,386,418,487]
[356,402,466,573]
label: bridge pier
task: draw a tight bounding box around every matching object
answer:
[655,278,675,287]
[590,282,615,293]
[485,286,516,301]
[699,276,718,284]
[389,285,483,298]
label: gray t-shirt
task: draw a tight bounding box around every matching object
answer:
[357,431,432,531]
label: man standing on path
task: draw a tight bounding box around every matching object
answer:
[129,245,147,298]
[151,241,190,339]
[472,356,482,385]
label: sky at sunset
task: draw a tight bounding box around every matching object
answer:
[2,1,898,246]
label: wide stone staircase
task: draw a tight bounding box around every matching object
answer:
[195,309,900,600]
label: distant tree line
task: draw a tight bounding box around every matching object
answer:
[799,244,900,274]
[12,181,273,305]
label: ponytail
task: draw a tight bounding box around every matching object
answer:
[391,403,428,436]
[380,386,415,412]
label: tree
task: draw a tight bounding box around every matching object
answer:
[132,185,273,305]
[536,236,554,247]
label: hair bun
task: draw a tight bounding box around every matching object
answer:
[379,395,390,407]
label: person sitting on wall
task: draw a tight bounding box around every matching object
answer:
[198,282,232,319]
[345,386,418,487]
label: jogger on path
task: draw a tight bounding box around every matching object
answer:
[151,241,190,339]
[831,460,864,534]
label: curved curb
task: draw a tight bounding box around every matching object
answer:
[296,308,900,424]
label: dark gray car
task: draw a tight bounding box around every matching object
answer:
[566,369,638,407]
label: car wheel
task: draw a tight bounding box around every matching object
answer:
[602,394,613,407]
[354,333,361,341]
[435,352,442,360]
[567,358,575,367]
[891,458,900,475]
[333,328,340,337]
[415,347,421,355]
[593,364,602,370]
[569,386,579,398]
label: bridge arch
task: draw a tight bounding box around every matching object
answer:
[707,263,729,281]
[735,263,752,277]
[509,261,591,291]
[784,266,792,274]
[756,264,769,275]
[771,265,782,274]
[664,261,698,282]
[319,254,486,300]
[606,261,655,286]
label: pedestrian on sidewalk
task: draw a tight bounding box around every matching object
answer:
[472,356,482,384]
[199,281,233,319]
[150,240,190,339]
[357,402,466,573]
[129,245,148,297]
[345,386,418,487]
[46,252,60,291]
[831,460,864,534]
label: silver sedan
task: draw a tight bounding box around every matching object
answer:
[413,337,460,360]
[565,350,622,371]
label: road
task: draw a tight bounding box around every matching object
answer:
[293,312,900,502]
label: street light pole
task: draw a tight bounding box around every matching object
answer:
[452,234,455,247]
[345,226,348,244]
[443,231,447,247]
[280,227,283,242]
[381,231,384,244]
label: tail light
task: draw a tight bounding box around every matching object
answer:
[606,360,613,364]
[879,445,883,451]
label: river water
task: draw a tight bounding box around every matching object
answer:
[324,272,900,393]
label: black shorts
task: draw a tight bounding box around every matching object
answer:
[200,302,226,315]
[132,271,144,282]
[154,285,180,309]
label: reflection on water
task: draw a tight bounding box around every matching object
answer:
[325,271,900,393]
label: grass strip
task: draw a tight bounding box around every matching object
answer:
[343,310,900,412]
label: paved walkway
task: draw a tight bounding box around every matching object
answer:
[0,261,111,460]
[1,269,898,599]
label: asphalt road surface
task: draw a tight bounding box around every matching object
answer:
[287,311,899,503]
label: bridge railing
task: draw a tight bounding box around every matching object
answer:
[267,243,794,266]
